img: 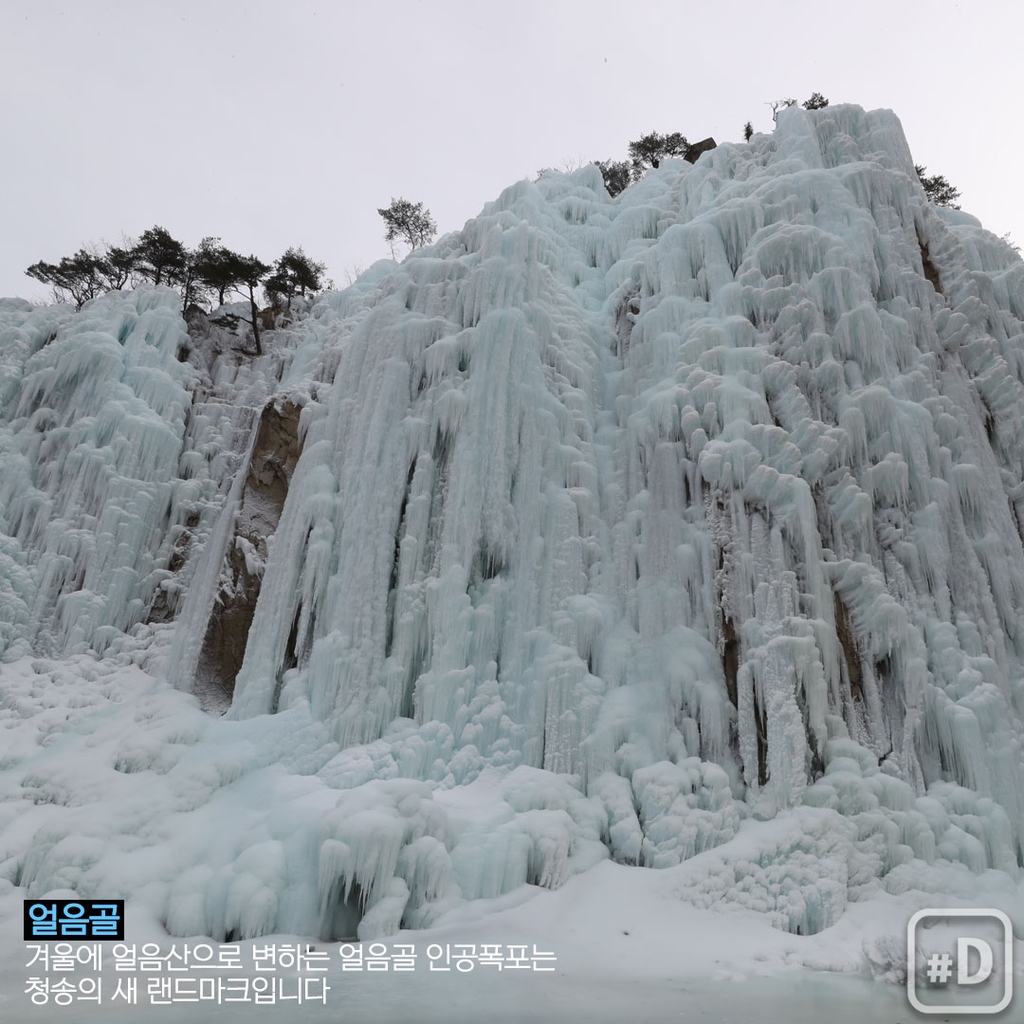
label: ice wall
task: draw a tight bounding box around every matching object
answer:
[223,105,1024,935]
[0,290,321,667]
[0,290,195,656]
[3,105,1024,945]
[236,103,1024,814]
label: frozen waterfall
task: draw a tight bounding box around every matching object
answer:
[2,104,1023,950]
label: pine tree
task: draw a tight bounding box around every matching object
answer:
[193,238,242,306]
[627,131,689,175]
[132,226,188,286]
[205,248,270,354]
[228,254,271,355]
[265,247,326,310]
[101,240,138,290]
[595,159,632,197]
[25,249,108,310]
[915,165,961,209]
[378,198,437,257]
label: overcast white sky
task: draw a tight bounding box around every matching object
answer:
[2,0,1021,301]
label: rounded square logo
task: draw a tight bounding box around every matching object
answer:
[907,909,1013,1014]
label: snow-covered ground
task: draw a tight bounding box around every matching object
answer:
[1,865,920,1023]
[3,103,1024,1020]
[0,656,1020,1021]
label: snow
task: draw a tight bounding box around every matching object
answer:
[2,104,1024,1018]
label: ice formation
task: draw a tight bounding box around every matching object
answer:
[2,105,1024,951]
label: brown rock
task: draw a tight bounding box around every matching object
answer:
[685,138,717,163]
[195,398,304,702]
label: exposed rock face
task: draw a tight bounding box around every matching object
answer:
[684,137,717,162]
[194,397,303,704]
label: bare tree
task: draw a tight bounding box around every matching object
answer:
[768,98,796,123]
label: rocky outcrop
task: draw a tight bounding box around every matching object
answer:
[684,137,716,162]
[194,397,303,704]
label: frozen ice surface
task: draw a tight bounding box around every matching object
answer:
[2,105,1024,1017]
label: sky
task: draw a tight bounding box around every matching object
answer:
[1,0,1022,301]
